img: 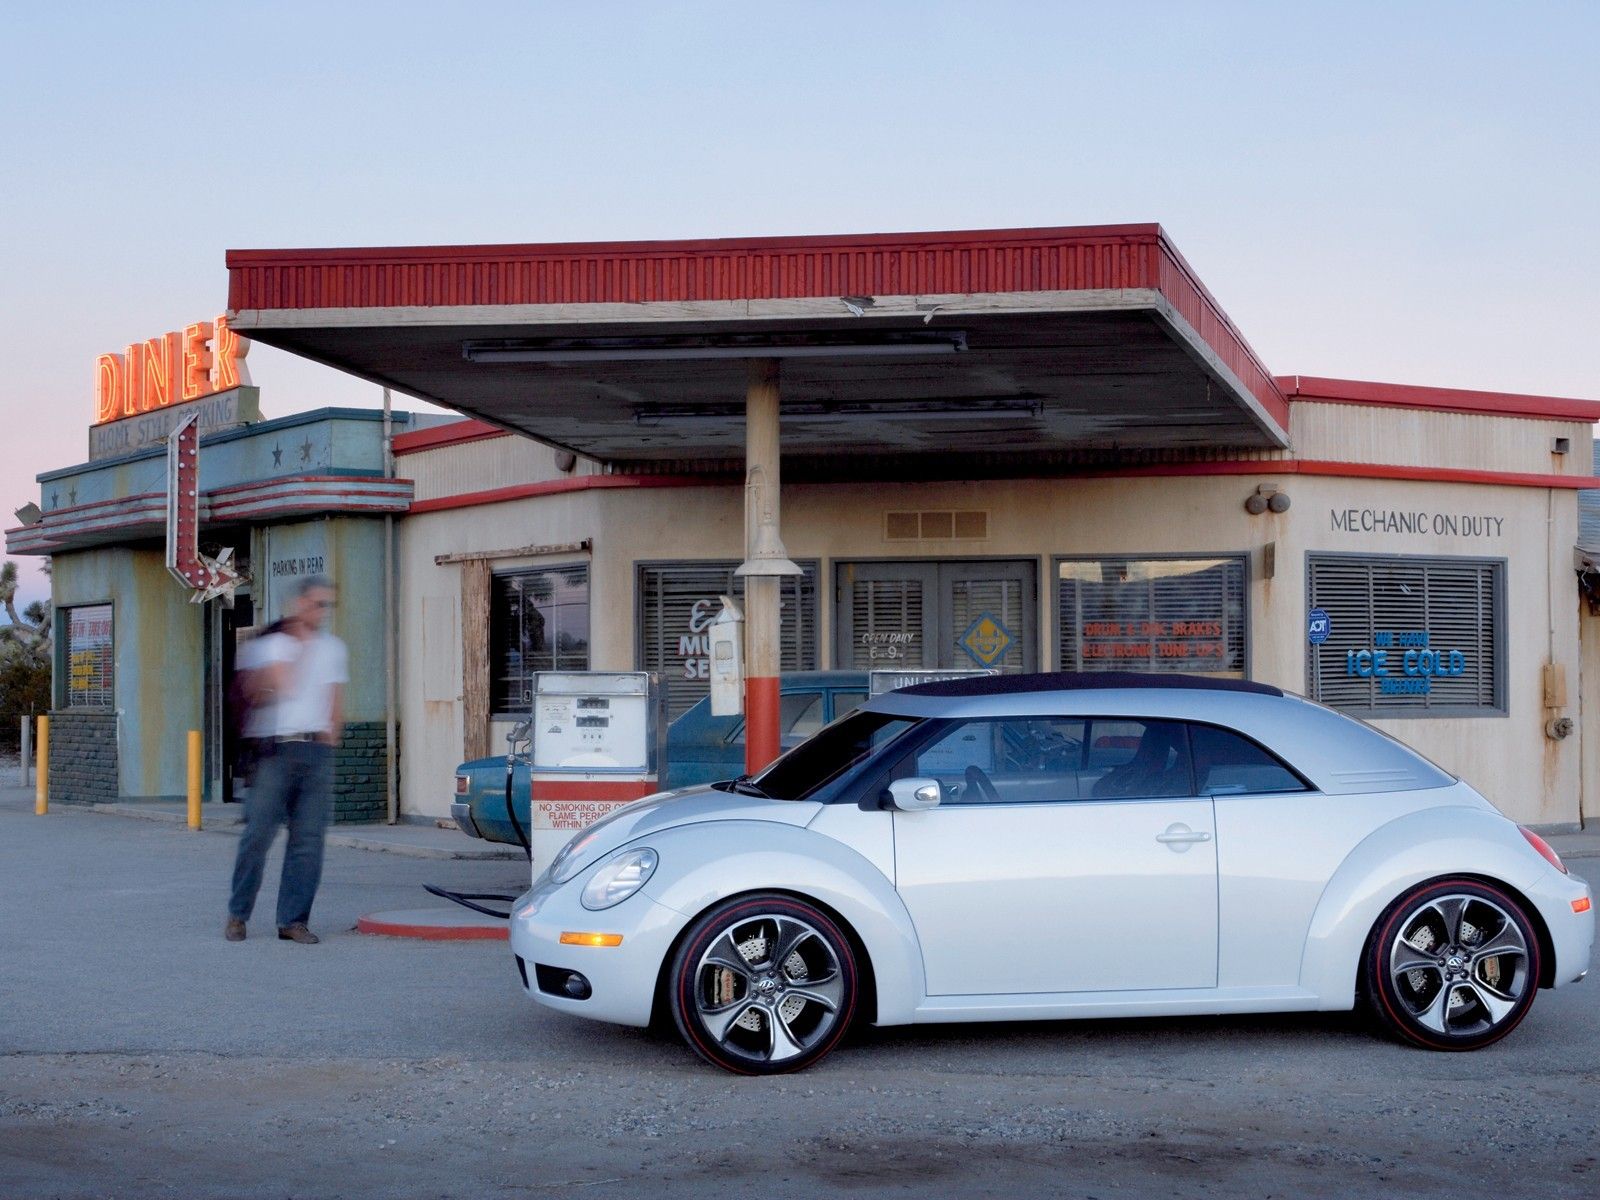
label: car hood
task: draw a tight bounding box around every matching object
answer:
[546,785,821,881]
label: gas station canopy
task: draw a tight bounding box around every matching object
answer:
[226,224,1288,477]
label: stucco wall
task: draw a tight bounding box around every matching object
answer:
[51,545,205,800]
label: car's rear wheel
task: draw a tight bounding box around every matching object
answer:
[669,894,857,1074]
[1363,878,1541,1051]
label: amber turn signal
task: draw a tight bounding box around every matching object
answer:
[559,931,624,947]
[1573,897,1592,915]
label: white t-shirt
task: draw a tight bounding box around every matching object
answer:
[244,629,349,737]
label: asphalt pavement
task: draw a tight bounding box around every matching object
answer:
[2,783,1597,1199]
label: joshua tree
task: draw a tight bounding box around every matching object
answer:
[0,560,51,739]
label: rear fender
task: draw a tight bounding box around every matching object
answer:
[1299,805,1547,1008]
[639,820,925,1025]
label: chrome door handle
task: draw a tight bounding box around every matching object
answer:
[1155,825,1212,845]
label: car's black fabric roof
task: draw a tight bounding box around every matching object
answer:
[898,671,1284,698]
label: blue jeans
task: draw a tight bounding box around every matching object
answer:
[228,742,334,928]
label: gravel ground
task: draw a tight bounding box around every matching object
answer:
[1,784,1596,1199]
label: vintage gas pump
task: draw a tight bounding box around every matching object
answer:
[706,596,744,717]
[526,671,668,871]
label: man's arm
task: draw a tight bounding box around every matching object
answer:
[322,682,344,747]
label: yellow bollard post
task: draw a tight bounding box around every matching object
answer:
[34,716,49,815]
[187,730,202,830]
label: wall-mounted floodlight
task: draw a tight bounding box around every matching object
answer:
[463,331,967,364]
[13,502,42,526]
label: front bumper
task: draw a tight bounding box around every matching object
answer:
[508,874,685,1028]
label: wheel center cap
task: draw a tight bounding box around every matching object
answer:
[757,977,779,995]
[1447,955,1465,970]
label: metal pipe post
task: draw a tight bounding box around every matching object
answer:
[187,730,202,829]
[19,715,30,788]
[744,359,782,774]
[35,716,48,814]
[382,386,398,824]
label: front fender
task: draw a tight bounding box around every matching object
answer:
[1299,805,1548,1008]
[639,820,925,1026]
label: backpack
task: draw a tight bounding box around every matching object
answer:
[228,619,287,778]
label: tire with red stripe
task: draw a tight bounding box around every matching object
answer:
[1362,877,1541,1051]
[669,893,858,1075]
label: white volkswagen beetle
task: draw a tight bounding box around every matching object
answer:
[508,673,1593,1074]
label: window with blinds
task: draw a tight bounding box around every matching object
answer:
[1057,557,1247,676]
[490,564,590,714]
[1307,554,1504,717]
[63,603,114,709]
[847,578,927,670]
[637,561,820,718]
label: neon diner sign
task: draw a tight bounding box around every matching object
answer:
[93,316,251,425]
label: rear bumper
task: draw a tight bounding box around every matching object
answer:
[1528,866,1594,985]
[450,802,483,839]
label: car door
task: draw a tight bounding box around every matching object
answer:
[889,715,1218,996]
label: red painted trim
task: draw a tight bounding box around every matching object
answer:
[356,912,507,941]
[392,419,510,455]
[227,223,1164,268]
[1279,375,1600,423]
[408,473,709,513]
[745,676,781,776]
[208,474,411,498]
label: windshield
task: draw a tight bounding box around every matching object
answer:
[751,710,921,801]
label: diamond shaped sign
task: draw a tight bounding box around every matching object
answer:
[958,612,1014,667]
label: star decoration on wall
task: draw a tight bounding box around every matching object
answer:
[298,437,315,463]
[49,491,59,509]
[271,443,283,466]
[68,486,78,505]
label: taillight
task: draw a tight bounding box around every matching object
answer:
[1520,826,1568,874]
[455,774,470,795]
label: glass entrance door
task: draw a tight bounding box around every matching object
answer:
[835,560,1036,674]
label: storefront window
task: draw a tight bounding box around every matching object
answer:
[63,603,114,709]
[637,561,819,718]
[491,564,589,714]
[1307,554,1504,717]
[1056,556,1247,676]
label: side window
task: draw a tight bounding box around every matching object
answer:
[1188,724,1306,795]
[832,690,868,720]
[898,717,1087,804]
[725,692,825,745]
[1082,719,1192,799]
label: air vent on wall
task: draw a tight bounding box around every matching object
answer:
[885,510,989,541]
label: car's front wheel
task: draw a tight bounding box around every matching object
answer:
[669,893,858,1074]
[1363,877,1541,1051]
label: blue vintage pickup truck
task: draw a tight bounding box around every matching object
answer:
[450,671,869,844]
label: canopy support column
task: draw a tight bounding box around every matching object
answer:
[737,358,799,775]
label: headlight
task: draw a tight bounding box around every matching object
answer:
[580,848,658,911]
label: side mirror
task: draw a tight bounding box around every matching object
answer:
[886,777,942,812]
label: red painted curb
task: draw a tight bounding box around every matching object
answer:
[356,913,509,941]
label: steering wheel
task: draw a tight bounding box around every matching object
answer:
[964,764,1002,804]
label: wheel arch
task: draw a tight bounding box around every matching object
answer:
[649,886,882,1030]
[1298,806,1550,1007]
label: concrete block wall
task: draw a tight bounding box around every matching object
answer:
[332,721,395,823]
[48,712,118,805]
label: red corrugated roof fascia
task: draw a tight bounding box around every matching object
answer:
[224,224,1288,432]
[1279,375,1600,423]
[392,419,508,455]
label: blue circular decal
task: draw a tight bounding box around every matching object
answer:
[1307,607,1331,645]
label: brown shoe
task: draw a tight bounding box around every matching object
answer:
[225,918,246,942]
[278,923,320,945]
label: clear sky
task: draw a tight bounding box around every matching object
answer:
[3,1,1597,610]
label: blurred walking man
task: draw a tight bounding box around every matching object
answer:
[225,576,347,944]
